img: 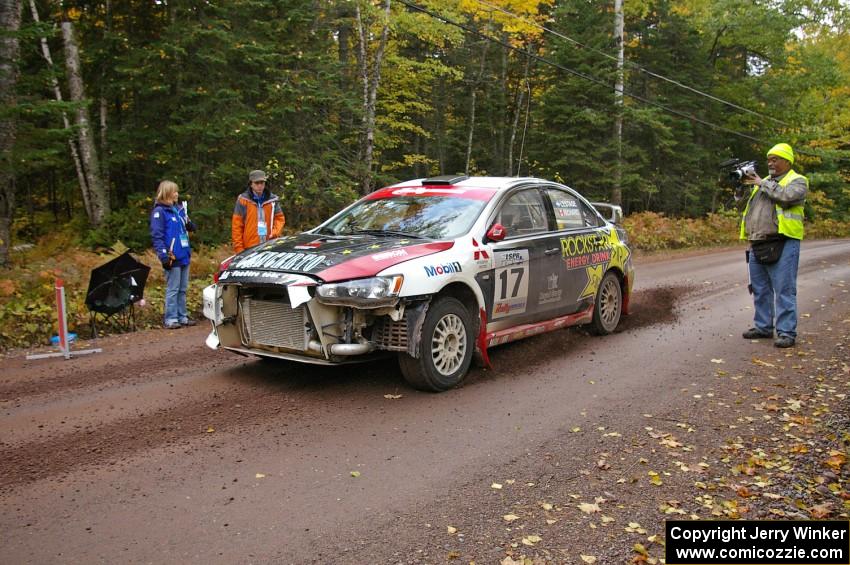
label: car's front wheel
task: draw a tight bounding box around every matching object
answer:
[399,297,474,392]
[590,271,622,335]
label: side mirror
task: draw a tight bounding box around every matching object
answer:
[486,223,506,242]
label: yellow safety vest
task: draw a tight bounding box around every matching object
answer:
[739,169,807,240]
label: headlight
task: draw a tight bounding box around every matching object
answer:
[316,275,404,307]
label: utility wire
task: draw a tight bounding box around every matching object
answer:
[473,0,791,127]
[397,0,776,146]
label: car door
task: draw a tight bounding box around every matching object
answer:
[543,186,609,315]
[483,187,565,330]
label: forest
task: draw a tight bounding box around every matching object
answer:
[1,0,848,262]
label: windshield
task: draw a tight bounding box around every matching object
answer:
[319,196,489,240]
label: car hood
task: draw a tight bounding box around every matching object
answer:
[220,232,454,283]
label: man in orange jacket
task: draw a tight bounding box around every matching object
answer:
[231,170,285,253]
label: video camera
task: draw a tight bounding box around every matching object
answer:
[719,158,757,189]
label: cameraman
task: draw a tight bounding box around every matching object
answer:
[737,143,808,348]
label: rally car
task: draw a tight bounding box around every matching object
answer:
[203,175,634,391]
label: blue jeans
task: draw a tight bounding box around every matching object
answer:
[749,238,800,338]
[164,263,190,325]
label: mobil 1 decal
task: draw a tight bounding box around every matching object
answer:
[561,230,613,299]
[492,249,529,319]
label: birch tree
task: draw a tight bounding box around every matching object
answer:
[0,0,21,266]
[27,0,90,221]
[61,16,109,225]
[355,0,391,195]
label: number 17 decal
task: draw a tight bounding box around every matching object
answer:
[493,249,529,319]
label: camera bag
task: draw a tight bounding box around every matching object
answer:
[751,237,786,264]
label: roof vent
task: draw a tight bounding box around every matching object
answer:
[421,175,469,186]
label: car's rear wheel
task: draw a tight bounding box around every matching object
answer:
[399,297,474,392]
[590,271,622,335]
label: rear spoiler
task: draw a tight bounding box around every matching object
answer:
[591,202,624,224]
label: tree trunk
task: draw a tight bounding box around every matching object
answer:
[0,0,21,267]
[464,89,476,175]
[98,0,111,184]
[61,19,110,225]
[28,0,92,220]
[612,0,625,206]
[355,0,391,196]
[99,96,108,179]
[465,37,490,176]
[508,51,532,176]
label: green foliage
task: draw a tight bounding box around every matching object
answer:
[4,0,850,253]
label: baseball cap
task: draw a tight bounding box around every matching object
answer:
[249,170,268,182]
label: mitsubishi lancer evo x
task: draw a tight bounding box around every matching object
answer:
[203,175,634,391]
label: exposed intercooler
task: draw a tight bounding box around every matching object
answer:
[239,297,308,351]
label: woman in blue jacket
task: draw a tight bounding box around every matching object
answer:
[150,180,196,329]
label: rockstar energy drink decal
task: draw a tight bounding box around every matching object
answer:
[561,229,631,299]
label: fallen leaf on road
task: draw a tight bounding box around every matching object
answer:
[521,535,542,546]
[447,525,457,534]
[255,473,266,479]
[736,486,753,498]
[206,427,215,433]
[350,471,361,478]
[809,503,833,519]
[503,514,520,522]
[711,358,724,364]
[825,451,846,471]
[491,483,503,489]
[578,502,601,514]
[540,503,553,511]
[580,555,597,564]
[383,394,402,399]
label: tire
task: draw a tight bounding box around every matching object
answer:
[399,297,474,392]
[590,271,622,335]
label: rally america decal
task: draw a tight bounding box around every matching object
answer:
[492,249,529,319]
[231,250,327,272]
[538,273,562,305]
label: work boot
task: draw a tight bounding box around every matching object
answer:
[742,327,772,339]
[181,319,198,327]
[774,335,795,348]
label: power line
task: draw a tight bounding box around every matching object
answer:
[473,0,791,127]
[397,0,776,146]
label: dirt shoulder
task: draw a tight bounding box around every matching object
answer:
[316,285,850,564]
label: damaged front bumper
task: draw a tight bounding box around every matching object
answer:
[202,279,427,364]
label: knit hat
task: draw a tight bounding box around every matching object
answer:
[248,170,268,182]
[767,143,794,164]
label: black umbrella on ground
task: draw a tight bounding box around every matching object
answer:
[85,251,150,317]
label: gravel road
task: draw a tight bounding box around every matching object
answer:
[2,240,849,564]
